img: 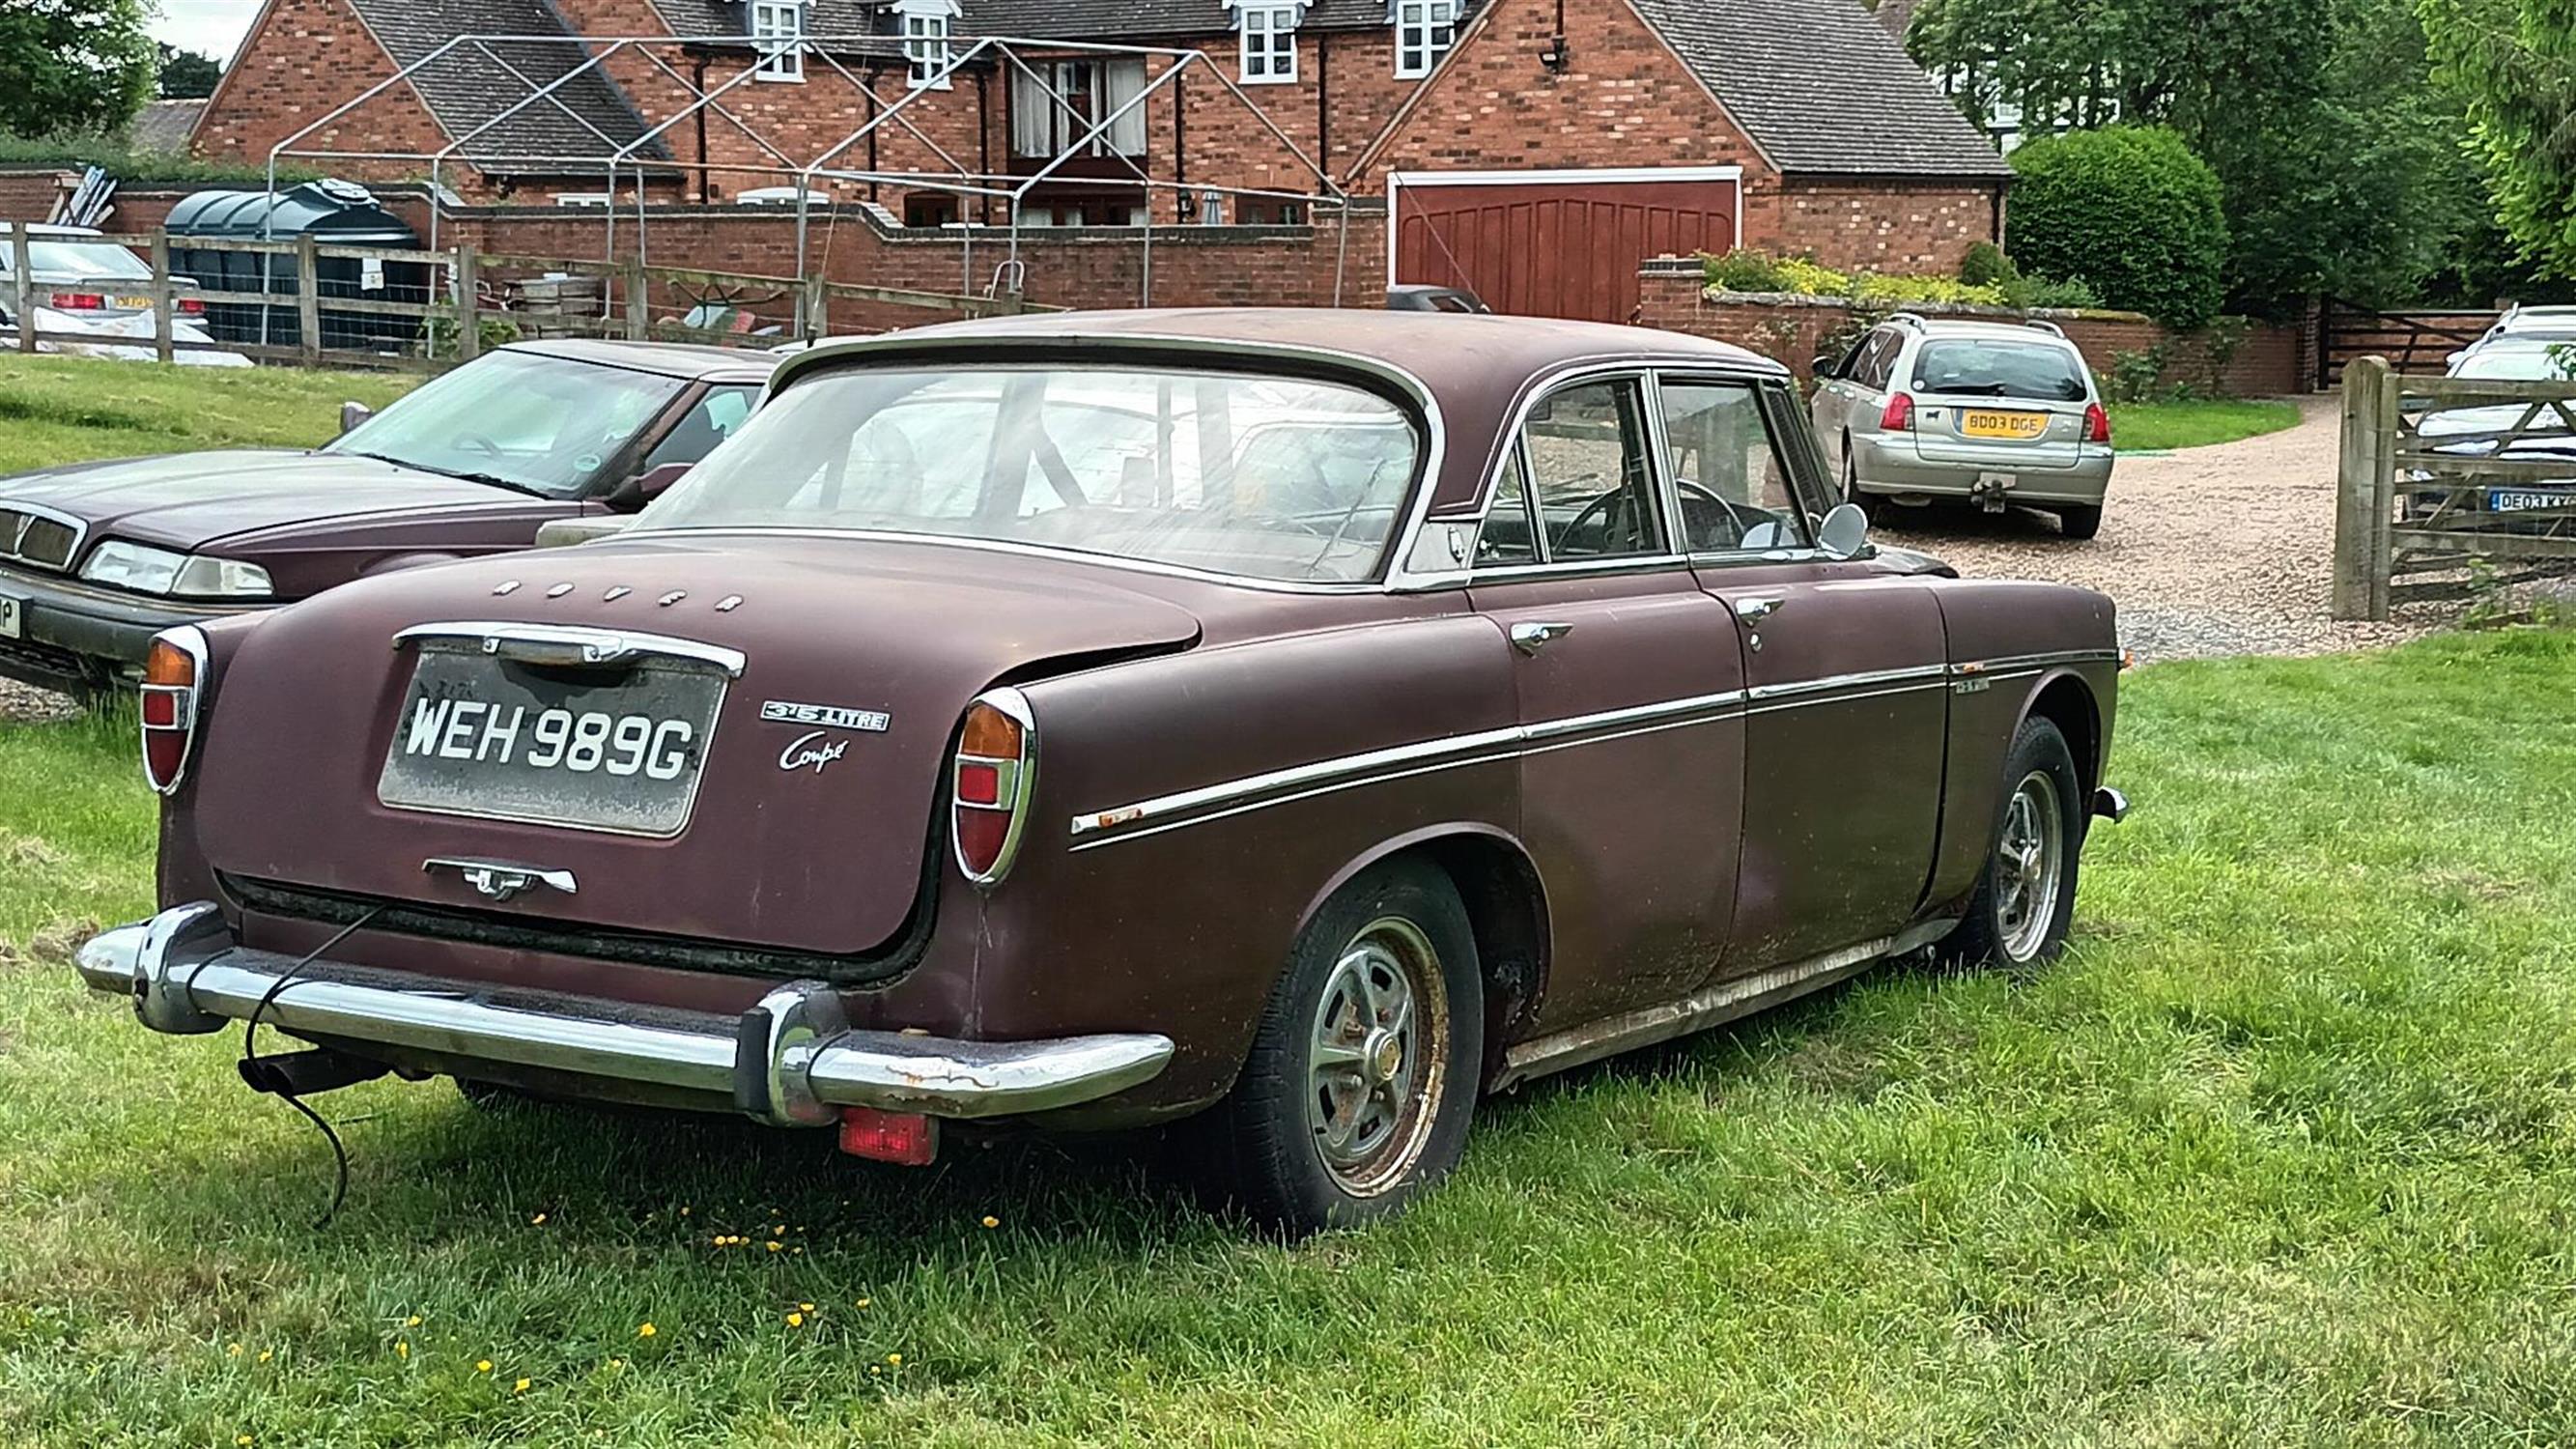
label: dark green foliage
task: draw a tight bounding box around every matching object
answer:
[156,45,221,100]
[2420,0,2576,279]
[1960,241,2018,288]
[1705,248,1794,293]
[0,132,325,185]
[2007,127,2228,327]
[0,0,156,138]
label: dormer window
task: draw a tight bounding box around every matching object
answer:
[897,0,959,89]
[1393,0,1458,78]
[1236,3,1301,85]
[750,0,804,82]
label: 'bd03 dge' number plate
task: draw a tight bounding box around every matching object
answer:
[377,648,728,838]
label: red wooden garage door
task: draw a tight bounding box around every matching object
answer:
[1390,170,1741,323]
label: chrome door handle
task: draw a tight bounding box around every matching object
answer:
[1508,620,1574,655]
[1732,596,1787,624]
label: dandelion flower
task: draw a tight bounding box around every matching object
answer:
[785,1313,805,1328]
[887,1352,902,1366]
[791,1247,805,1256]
[515,1378,531,1394]
[680,1207,692,1216]
[609,1358,626,1369]
[980,1215,1000,1229]
[404,1316,421,1327]
[869,1364,881,1377]
[766,1241,782,1253]
[530,1213,548,1226]
[395,1342,410,1360]
[856,1297,870,1309]
[256,1350,272,1364]
[237,1436,253,1446]
[798,1302,815,1313]
[637,1322,658,1339]
[227,1343,243,1357]
[476,1360,494,1374]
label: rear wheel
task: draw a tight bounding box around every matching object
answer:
[1842,444,1877,524]
[1944,717,2082,968]
[2055,503,2103,540]
[1210,860,1483,1236]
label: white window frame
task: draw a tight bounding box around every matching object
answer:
[897,0,959,90]
[1238,4,1301,85]
[1393,0,1458,79]
[750,0,805,83]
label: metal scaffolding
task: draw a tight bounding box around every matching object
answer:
[263,31,1357,309]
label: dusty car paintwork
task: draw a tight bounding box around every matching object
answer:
[101,308,2120,1204]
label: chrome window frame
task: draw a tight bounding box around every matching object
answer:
[1445,361,1694,587]
[1646,371,1826,562]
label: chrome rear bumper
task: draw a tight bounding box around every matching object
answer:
[74,902,1174,1124]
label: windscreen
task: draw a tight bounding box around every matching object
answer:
[638,364,1425,584]
[25,241,153,280]
[2456,344,2576,382]
[1911,339,2091,402]
[326,351,686,497]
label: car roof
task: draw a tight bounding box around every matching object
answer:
[499,336,781,380]
[1905,318,2083,347]
[0,223,103,238]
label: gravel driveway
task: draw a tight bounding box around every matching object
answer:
[1871,395,2438,663]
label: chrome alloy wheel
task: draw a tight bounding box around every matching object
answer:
[1994,769,2066,961]
[1305,917,1449,1197]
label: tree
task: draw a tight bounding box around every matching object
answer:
[2420,0,2576,277]
[158,43,222,100]
[1908,0,2496,312]
[2007,126,2230,326]
[0,0,157,138]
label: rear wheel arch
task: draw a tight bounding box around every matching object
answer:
[1297,826,1551,1085]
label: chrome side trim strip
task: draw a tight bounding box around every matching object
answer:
[1953,648,2120,673]
[1491,918,1957,1091]
[1068,723,1530,838]
[1745,663,1949,701]
[393,621,747,678]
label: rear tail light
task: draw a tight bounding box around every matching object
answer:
[837,1107,938,1165]
[140,626,210,795]
[177,298,206,316]
[2082,402,2112,444]
[951,687,1035,887]
[1880,391,1916,431]
[47,292,104,311]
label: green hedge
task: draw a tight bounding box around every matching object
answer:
[2006,126,2227,329]
[0,132,324,185]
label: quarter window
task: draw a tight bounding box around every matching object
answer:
[1394,0,1458,78]
[1522,379,1663,561]
[1240,5,1300,83]
[1474,444,1541,566]
[751,0,804,81]
[1657,380,1811,554]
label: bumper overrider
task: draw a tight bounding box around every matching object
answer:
[73,902,1175,1125]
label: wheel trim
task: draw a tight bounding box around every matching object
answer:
[1305,916,1449,1198]
[1993,769,2066,961]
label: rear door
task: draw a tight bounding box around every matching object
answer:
[1465,373,1746,1022]
[1664,373,1948,970]
[1906,333,2095,471]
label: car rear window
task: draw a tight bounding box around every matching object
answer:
[1911,339,2090,403]
[22,240,153,281]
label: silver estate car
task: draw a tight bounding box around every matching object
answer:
[1812,315,2115,540]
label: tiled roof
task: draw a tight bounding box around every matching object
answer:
[955,0,1423,39]
[129,99,206,156]
[348,0,670,172]
[1631,0,2011,177]
[649,0,900,48]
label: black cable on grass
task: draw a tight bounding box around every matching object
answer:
[239,908,382,1229]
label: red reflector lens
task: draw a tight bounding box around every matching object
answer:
[140,690,180,728]
[955,808,1010,876]
[143,729,188,787]
[837,1107,937,1166]
[955,760,1002,807]
[1880,392,1916,431]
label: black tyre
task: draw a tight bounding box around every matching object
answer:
[1943,717,2083,968]
[1842,444,1877,524]
[2055,503,2103,541]
[1211,859,1484,1236]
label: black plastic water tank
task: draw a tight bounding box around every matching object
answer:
[165,180,429,352]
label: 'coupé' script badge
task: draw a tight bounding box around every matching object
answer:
[778,731,848,775]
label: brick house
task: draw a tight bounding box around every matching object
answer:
[190,0,2010,321]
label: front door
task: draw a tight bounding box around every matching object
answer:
[1661,374,1949,970]
[1466,375,1746,1024]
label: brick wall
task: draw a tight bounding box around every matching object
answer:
[1634,259,2309,397]
[192,0,458,191]
[1778,176,2001,275]
[0,169,74,222]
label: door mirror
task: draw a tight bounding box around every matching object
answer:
[1817,501,1871,559]
[1810,355,1840,381]
[629,461,693,506]
[338,401,373,436]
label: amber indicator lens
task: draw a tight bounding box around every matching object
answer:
[960,703,1022,759]
[143,638,197,688]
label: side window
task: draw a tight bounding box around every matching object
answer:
[1474,443,1541,566]
[1660,378,1812,554]
[642,384,761,471]
[1855,331,1901,390]
[1523,379,1663,560]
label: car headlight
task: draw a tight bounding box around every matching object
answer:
[80,542,272,599]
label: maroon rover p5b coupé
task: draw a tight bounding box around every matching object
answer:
[74,310,2126,1234]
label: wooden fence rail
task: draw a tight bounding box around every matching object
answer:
[2334,354,2576,619]
[7,229,1044,373]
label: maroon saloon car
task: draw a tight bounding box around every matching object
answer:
[74,310,2125,1234]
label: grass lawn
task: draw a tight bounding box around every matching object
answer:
[0,356,416,474]
[2110,397,2304,452]
[2,629,2574,1444]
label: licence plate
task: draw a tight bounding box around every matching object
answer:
[378,649,727,838]
[113,296,153,311]
[0,592,19,639]
[1962,410,2050,440]
[2489,489,2572,513]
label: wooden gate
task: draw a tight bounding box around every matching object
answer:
[2315,298,2498,388]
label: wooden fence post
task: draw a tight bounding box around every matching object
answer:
[295,234,323,366]
[623,258,648,341]
[2333,355,2394,622]
[454,242,481,363]
[11,225,34,355]
[149,231,174,365]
